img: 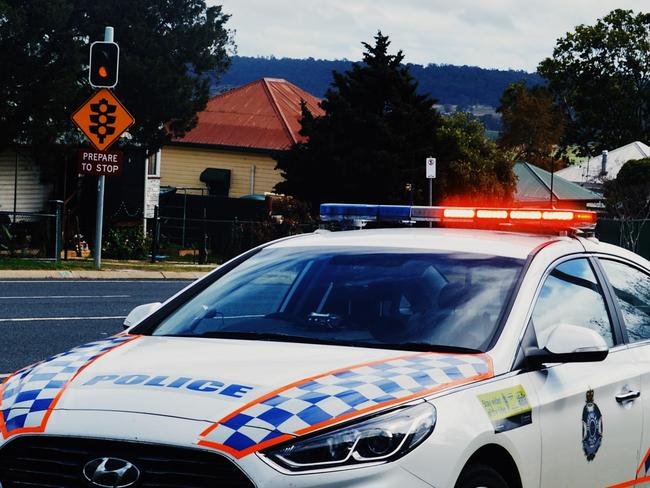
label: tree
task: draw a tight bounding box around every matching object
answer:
[276,32,441,207]
[0,0,234,157]
[604,158,650,252]
[0,0,86,154]
[276,32,515,209]
[538,9,650,155]
[497,82,565,172]
[435,112,515,205]
[79,1,233,149]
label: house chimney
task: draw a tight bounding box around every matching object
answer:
[601,150,608,176]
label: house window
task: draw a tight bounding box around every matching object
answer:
[147,151,160,177]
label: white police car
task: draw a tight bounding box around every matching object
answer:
[2,203,650,488]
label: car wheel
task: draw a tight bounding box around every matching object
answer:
[455,463,510,488]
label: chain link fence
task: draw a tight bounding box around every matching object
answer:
[0,202,63,261]
[152,191,316,263]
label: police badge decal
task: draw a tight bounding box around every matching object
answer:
[582,389,603,461]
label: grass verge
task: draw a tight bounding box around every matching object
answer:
[0,257,214,272]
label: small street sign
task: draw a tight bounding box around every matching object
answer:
[77,148,124,176]
[426,157,437,179]
[71,88,134,151]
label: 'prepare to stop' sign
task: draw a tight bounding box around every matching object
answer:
[78,148,124,176]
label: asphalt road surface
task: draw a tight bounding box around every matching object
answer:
[0,280,192,374]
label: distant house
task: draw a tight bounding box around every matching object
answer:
[556,141,650,193]
[514,161,602,210]
[151,78,324,212]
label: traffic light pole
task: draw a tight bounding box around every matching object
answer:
[93,26,113,270]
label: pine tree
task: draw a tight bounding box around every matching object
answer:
[276,32,515,210]
[276,32,441,207]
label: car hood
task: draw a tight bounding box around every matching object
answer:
[1,335,492,456]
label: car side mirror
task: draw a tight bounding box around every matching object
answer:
[525,324,609,367]
[123,302,162,329]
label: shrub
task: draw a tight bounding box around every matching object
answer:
[103,226,151,260]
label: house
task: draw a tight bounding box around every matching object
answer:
[555,141,650,193]
[514,161,602,210]
[0,148,53,219]
[152,78,324,209]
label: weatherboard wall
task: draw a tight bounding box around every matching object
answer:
[160,145,283,197]
[0,150,53,217]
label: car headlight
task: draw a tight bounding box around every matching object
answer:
[262,402,436,472]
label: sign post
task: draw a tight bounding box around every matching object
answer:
[426,157,436,228]
[70,26,134,269]
[95,28,112,269]
[97,28,112,269]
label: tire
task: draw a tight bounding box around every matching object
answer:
[455,463,510,488]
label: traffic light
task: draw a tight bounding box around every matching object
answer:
[89,41,119,88]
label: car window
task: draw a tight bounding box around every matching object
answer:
[152,247,524,351]
[531,258,614,347]
[600,259,650,343]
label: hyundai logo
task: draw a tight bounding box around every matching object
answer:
[83,457,140,488]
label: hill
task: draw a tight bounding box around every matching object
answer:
[214,56,542,108]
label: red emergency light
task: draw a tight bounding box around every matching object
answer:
[320,204,597,233]
[437,206,597,230]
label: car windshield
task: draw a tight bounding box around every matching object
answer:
[152,247,524,351]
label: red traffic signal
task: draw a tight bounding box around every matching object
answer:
[89,41,119,88]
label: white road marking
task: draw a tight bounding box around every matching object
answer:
[0,295,130,300]
[0,316,126,323]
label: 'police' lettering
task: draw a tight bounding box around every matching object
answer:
[221,384,254,398]
[187,380,224,392]
[144,376,169,387]
[167,377,192,388]
[82,374,254,398]
[115,375,149,385]
[83,375,119,386]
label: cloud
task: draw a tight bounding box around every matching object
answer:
[216,0,650,70]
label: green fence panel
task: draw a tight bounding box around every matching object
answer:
[596,219,650,260]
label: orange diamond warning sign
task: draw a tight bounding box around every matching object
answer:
[71,88,134,151]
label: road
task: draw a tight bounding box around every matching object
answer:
[0,280,191,374]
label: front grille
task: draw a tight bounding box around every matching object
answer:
[0,436,255,488]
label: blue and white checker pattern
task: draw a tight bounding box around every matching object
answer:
[200,353,490,455]
[0,335,135,438]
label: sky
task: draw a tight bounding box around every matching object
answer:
[215,0,649,71]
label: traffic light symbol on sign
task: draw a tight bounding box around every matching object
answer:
[89,98,117,143]
[89,41,119,88]
[71,88,134,152]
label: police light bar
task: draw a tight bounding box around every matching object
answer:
[320,204,597,230]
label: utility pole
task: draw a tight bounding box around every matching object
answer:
[93,26,114,270]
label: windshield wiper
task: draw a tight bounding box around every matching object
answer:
[167,332,483,354]
[377,342,483,354]
[172,331,342,346]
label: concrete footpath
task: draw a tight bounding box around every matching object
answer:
[0,269,211,280]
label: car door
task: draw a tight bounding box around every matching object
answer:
[598,257,650,485]
[525,257,642,488]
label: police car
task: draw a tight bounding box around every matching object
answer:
[2,203,650,488]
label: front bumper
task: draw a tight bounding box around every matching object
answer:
[0,409,434,488]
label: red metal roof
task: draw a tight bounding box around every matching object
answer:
[173,78,324,151]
